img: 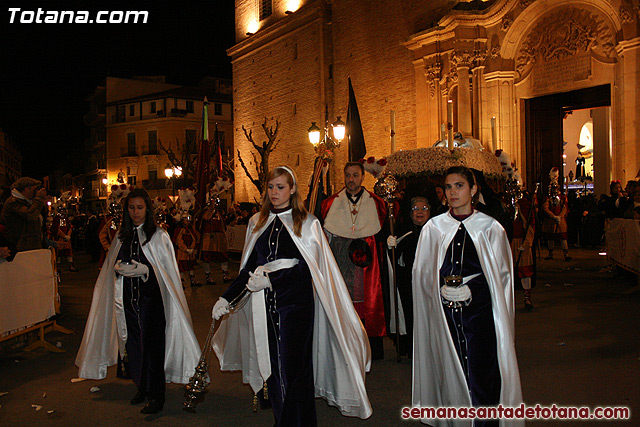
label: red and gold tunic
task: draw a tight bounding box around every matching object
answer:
[542,194,568,240]
[510,197,536,278]
[173,224,199,272]
[51,216,73,257]
[197,207,228,262]
[98,217,118,268]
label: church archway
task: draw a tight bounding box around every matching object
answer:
[523,84,610,190]
[503,0,620,191]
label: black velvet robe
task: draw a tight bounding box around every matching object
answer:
[440,217,500,427]
[390,222,423,356]
[222,213,316,427]
[116,228,166,399]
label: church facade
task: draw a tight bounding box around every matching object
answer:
[229,0,640,201]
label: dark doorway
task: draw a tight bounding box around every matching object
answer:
[523,84,610,192]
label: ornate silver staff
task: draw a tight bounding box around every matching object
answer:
[183,289,250,412]
[374,174,401,362]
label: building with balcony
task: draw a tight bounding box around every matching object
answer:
[81,84,108,210]
[85,76,233,208]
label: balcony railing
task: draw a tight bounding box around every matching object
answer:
[142,147,160,156]
[120,147,138,157]
[170,108,187,117]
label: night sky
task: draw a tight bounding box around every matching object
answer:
[1,1,235,179]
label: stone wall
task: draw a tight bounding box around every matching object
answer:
[231,0,452,200]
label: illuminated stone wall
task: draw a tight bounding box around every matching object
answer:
[231,0,640,199]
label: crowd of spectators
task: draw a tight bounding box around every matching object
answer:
[2,174,636,269]
[599,179,640,220]
[547,179,640,251]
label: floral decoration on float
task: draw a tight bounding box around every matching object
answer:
[385,146,503,179]
[373,134,506,217]
[360,156,387,178]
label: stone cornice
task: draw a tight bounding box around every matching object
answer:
[227,2,322,62]
[615,36,640,55]
[483,70,518,81]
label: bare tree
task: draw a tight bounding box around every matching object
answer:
[237,117,280,194]
[158,137,197,181]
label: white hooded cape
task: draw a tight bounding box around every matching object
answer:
[412,211,523,426]
[75,226,201,384]
[212,211,373,419]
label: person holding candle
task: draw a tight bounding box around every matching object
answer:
[386,195,431,357]
[412,166,523,427]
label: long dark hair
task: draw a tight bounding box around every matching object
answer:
[444,166,479,205]
[118,188,157,246]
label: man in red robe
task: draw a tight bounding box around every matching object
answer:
[321,161,387,359]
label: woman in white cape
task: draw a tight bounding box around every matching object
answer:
[212,166,372,426]
[75,188,200,414]
[412,166,523,427]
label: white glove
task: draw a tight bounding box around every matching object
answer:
[387,235,397,249]
[246,271,272,292]
[554,216,561,224]
[114,260,149,282]
[440,284,472,302]
[212,297,230,320]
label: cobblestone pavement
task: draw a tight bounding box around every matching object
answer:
[0,247,637,426]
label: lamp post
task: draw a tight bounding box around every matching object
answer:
[101,177,108,199]
[165,164,182,204]
[306,115,345,214]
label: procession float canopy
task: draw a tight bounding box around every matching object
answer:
[385,146,503,180]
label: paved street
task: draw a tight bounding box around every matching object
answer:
[0,247,638,426]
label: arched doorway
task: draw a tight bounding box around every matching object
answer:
[408,0,638,192]
[523,84,610,191]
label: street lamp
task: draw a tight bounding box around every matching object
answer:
[165,164,182,204]
[306,115,345,214]
[101,177,109,199]
[164,164,174,179]
[307,116,345,150]
[332,116,346,142]
[307,122,321,145]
